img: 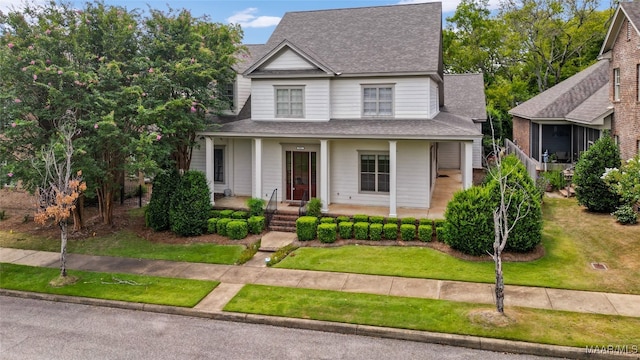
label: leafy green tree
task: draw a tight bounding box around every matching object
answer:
[574,134,621,213]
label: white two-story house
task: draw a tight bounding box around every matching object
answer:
[190,2,486,217]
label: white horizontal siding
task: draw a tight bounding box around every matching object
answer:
[261,139,282,200]
[251,79,330,121]
[232,139,252,196]
[396,141,429,208]
[190,139,206,173]
[236,75,251,114]
[331,77,434,119]
[262,49,316,70]
[430,80,439,118]
[473,123,483,168]
[438,142,461,169]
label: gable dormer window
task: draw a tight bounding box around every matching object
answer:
[275,86,304,118]
[362,85,394,117]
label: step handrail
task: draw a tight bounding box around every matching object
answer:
[265,188,277,228]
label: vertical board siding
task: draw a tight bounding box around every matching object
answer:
[429,80,439,117]
[261,139,283,201]
[262,49,316,70]
[251,79,330,121]
[396,141,429,208]
[232,139,252,196]
[438,142,461,169]
[472,123,483,168]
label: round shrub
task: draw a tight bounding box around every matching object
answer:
[227,220,248,240]
[400,224,416,241]
[354,222,369,240]
[317,223,337,243]
[419,218,432,226]
[370,216,384,224]
[369,223,383,240]
[248,216,265,234]
[169,171,211,236]
[386,217,398,225]
[296,216,318,241]
[216,218,232,236]
[612,204,638,225]
[320,217,336,224]
[574,134,621,213]
[146,168,179,231]
[219,209,234,219]
[418,225,432,242]
[353,214,369,223]
[246,197,265,217]
[383,223,397,240]
[207,218,219,234]
[232,211,248,219]
[209,209,222,218]
[443,186,494,255]
[401,217,416,225]
[306,198,322,217]
[339,222,353,239]
[336,216,350,224]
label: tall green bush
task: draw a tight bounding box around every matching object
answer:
[443,186,495,255]
[306,198,322,217]
[246,197,265,217]
[574,134,621,213]
[169,171,211,236]
[146,169,179,231]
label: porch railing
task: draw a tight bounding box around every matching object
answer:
[265,188,277,228]
[298,190,309,217]
[505,139,538,181]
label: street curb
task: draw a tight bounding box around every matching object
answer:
[1,289,638,360]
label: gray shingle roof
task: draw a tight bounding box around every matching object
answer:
[509,60,609,120]
[236,44,265,72]
[565,84,612,124]
[600,1,640,54]
[443,74,487,121]
[202,114,481,140]
[622,1,640,31]
[248,3,442,76]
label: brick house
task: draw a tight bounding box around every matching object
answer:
[511,1,640,163]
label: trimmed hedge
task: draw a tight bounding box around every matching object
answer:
[320,217,336,224]
[386,217,398,225]
[419,218,432,226]
[401,217,416,225]
[209,209,221,218]
[248,216,265,234]
[354,222,369,240]
[400,224,416,241]
[369,223,383,241]
[336,216,350,224]
[219,209,234,219]
[383,223,397,240]
[433,219,445,228]
[169,171,211,237]
[339,222,353,239]
[216,218,232,236]
[207,218,219,234]
[232,211,248,219]
[353,214,369,223]
[296,216,318,241]
[436,227,445,242]
[370,216,384,224]
[418,225,432,242]
[227,220,248,240]
[318,223,337,243]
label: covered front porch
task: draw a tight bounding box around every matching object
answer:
[212,169,462,219]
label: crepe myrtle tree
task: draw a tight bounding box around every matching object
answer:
[1,1,243,225]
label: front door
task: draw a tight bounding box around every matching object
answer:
[286,151,317,201]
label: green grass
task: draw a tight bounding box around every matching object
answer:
[0,263,218,307]
[275,198,640,294]
[224,285,640,348]
[0,230,244,265]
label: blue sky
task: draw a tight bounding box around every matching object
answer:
[0,0,498,44]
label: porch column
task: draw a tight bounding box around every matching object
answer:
[389,140,397,217]
[253,138,263,198]
[462,141,473,189]
[320,139,329,213]
[204,136,215,205]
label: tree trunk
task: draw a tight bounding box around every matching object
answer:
[59,220,68,277]
[494,250,505,313]
[97,186,115,225]
[72,194,84,231]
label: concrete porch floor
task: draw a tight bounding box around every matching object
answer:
[214,169,462,219]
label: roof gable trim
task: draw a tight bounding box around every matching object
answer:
[243,40,335,77]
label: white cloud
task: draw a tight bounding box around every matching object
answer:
[397,0,500,13]
[227,8,281,29]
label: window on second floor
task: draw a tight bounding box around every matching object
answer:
[275,87,304,118]
[362,85,393,117]
[637,64,640,102]
[614,68,621,101]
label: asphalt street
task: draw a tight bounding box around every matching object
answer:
[0,296,553,360]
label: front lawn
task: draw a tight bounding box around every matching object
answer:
[0,230,245,265]
[0,263,217,307]
[275,198,640,294]
[224,284,640,348]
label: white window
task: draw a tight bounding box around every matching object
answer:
[275,87,304,118]
[360,153,390,193]
[362,85,393,117]
[614,68,621,101]
[214,147,224,183]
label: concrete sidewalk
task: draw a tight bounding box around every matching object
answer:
[1,246,639,318]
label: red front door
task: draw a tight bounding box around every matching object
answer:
[286,151,316,201]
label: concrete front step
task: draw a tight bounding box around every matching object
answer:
[269,225,296,233]
[259,231,297,252]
